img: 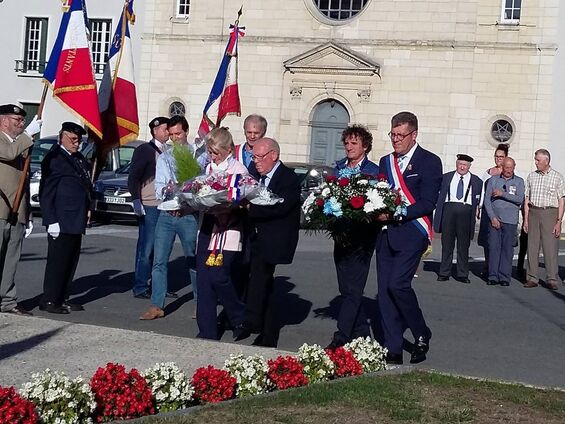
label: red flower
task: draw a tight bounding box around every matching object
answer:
[377,173,387,182]
[326,175,337,183]
[350,196,365,209]
[394,194,402,206]
[325,347,363,377]
[338,177,350,187]
[315,198,325,207]
[0,386,38,424]
[211,182,224,191]
[267,356,308,390]
[192,366,236,403]
[90,363,154,422]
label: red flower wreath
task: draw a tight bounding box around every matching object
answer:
[0,386,38,424]
[90,362,154,422]
[267,356,308,390]
[325,347,363,377]
[191,366,236,403]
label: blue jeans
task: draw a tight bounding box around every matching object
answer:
[151,211,198,308]
[133,206,160,295]
[488,222,517,283]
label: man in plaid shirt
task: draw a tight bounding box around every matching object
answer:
[523,149,565,290]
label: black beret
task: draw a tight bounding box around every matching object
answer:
[61,121,87,136]
[0,104,26,117]
[149,116,170,130]
[457,154,474,163]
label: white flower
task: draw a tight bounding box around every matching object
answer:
[364,188,386,213]
[142,362,194,412]
[297,343,335,383]
[321,187,331,197]
[301,192,316,215]
[376,181,389,189]
[223,354,271,397]
[344,337,388,373]
[358,179,368,185]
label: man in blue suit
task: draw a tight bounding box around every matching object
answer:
[433,154,483,284]
[39,122,92,314]
[376,112,442,364]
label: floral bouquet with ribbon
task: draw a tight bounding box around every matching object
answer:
[301,173,403,244]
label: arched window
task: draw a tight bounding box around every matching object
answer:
[313,0,370,21]
[169,101,186,117]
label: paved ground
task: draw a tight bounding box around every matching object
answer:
[1,217,564,389]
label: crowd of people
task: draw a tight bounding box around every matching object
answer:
[0,103,563,364]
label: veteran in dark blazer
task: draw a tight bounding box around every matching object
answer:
[0,104,41,316]
[235,137,301,347]
[376,112,442,365]
[39,122,91,314]
[433,154,483,284]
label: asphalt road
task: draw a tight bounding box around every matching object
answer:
[12,216,565,388]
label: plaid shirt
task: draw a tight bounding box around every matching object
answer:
[525,167,565,208]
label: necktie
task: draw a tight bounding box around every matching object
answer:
[260,175,267,186]
[456,176,464,200]
[72,154,90,181]
[397,155,406,172]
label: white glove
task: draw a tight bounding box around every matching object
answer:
[24,221,33,238]
[24,115,43,137]
[133,199,145,216]
[47,223,60,239]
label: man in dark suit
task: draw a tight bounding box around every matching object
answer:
[376,111,442,365]
[39,122,91,314]
[235,137,301,347]
[433,154,483,284]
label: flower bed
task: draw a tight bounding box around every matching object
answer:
[0,338,388,423]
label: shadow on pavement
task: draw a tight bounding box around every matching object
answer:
[0,327,65,361]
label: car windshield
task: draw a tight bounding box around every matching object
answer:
[116,163,131,174]
[30,139,57,164]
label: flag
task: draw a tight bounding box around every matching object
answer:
[98,0,139,147]
[43,0,102,138]
[197,10,245,141]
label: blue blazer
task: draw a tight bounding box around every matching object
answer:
[334,156,379,177]
[39,145,92,235]
[433,171,483,237]
[377,145,443,250]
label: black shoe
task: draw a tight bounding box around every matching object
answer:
[233,324,252,341]
[252,334,277,348]
[436,275,449,282]
[39,302,70,314]
[454,276,471,284]
[410,332,431,364]
[2,306,33,316]
[165,291,178,298]
[133,291,151,299]
[386,352,403,365]
[487,280,498,286]
[499,281,510,287]
[63,301,84,311]
[325,339,345,350]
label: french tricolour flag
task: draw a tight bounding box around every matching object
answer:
[197,14,245,142]
[98,0,139,147]
[43,0,102,138]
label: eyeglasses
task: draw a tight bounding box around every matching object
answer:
[8,116,25,124]
[388,130,415,141]
[63,133,80,143]
[494,155,506,159]
[251,150,274,162]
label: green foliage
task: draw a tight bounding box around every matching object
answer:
[173,145,201,183]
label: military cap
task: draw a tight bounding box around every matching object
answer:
[456,154,474,163]
[149,116,170,129]
[61,121,87,136]
[0,104,26,117]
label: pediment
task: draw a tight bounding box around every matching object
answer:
[283,42,380,77]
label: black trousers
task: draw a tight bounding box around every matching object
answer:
[244,256,276,342]
[41,233,82,306]
[439,203,473,278]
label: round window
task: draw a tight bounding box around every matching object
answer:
[490,119,514,143]
[312,0,370,21]
[168,101,186,117]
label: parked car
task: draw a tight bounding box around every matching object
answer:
[285,162,334,227]
[92,163,135,222]
[29,137,144,210]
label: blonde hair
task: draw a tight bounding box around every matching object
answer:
[206,127,234,154]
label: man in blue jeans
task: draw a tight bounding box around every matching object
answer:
[128,117,170,298]
[139,115,199,320]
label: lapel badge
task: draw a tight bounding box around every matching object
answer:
[407,164,412,171]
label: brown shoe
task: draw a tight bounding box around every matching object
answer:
[546,281,559,290]
[523,280,539,288]
[139,306,164,320]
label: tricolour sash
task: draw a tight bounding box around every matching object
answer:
[385,153,433,242]
[234,144,245,164]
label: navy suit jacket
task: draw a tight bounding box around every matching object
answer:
[433,171,483,238]
[378,145,443,250]
[249,162,301,265]
[39,145,92,235]
[334,156,379,177]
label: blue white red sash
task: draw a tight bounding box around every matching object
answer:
[227,173,241,202]
[385,153,433,242]
[234,144,245,164]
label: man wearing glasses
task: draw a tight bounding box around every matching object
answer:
[376,111,442,365]
[39,122,91,314]
[0,104,41,316]
[234,137,301,347]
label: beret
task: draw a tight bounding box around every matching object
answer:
[457,154,474,163]
[149,116,170,129]
[61,121,87,136]
[0,104,26,117]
